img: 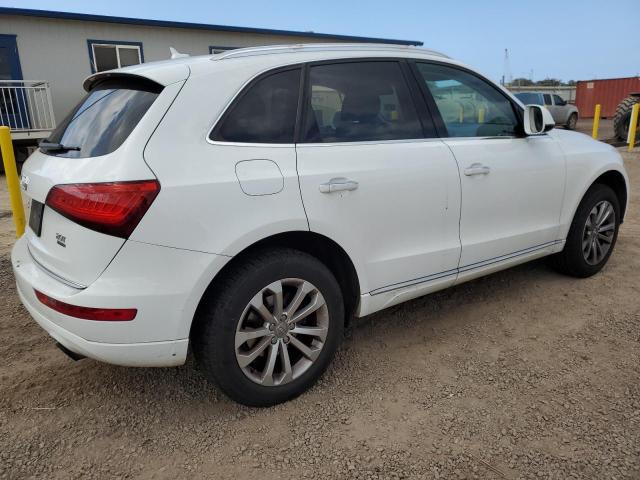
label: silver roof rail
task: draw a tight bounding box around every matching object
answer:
[212,43,449,61]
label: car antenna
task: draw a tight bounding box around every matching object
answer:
[169,47,190,59]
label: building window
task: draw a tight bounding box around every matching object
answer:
[88,40,144,73]
[209,45,236,54]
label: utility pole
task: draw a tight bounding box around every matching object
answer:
[502,48,512,87]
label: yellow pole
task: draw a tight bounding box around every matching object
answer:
[0,126,26,237]
[627,103,639,151]
[459,105,464,123]
[592,104,601,139]
[478,107,485,123]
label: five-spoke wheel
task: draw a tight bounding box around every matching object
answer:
[193,248,343,407]
[552,183,620,278]
[235,279,329,386]
[582,200,615,265]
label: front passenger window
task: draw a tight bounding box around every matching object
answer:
[415,63,518,138]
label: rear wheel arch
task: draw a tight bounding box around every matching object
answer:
[190,231,361,340]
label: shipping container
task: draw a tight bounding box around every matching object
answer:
[576,77,640,118]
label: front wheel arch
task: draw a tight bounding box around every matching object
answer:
[593,170,628,222]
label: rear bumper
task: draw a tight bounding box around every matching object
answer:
[11,235,229,367]
[15,282,188,366]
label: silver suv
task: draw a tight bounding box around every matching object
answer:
[515,92,579,130]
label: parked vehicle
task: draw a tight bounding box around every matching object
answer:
[12,44,629,406]
[515,92,579,130]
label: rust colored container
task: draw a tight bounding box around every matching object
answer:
[576,77,640,118]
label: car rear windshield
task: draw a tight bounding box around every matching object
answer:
[515,93,541,105]
[43,78,162,158]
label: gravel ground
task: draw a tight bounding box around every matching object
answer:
[0,147,638,480]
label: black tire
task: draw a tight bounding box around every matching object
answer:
[193,248,344,407]
[551,184,620,278]
[613,95,640,141]
[565,113,578,130]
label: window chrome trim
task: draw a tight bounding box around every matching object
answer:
[204,56,526,147]
[296,137,444,148]
[205,57,439,147]
[206,139,295,148]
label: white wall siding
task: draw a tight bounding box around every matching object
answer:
[0,15,338,122]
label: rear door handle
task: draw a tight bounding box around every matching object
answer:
[319,177,359,194]
[464,163,491,176]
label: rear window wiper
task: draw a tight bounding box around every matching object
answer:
[39,142,81,153]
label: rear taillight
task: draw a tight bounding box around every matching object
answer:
[45,180,160,238]
[34,289,137,321]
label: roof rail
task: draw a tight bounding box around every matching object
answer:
[212,43,449,61]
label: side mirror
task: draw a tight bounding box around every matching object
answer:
[523,104,555,135]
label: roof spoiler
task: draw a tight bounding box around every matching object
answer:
[82,72,163,92]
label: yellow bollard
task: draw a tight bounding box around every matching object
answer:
[0,126,26,238]
[478,107,485,124]
[459,106,464,123]
[592,104,601,139]
[627,103,639,151]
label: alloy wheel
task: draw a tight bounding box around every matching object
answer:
[235,278,329,386]
[582,200,615,265]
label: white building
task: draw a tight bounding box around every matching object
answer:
[0,7,421,153]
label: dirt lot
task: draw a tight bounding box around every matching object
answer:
[1,145,639,480]
[575,118,615,142]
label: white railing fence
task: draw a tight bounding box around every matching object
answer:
[0,80,56,132]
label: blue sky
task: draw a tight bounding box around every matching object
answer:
[3,0,639,83]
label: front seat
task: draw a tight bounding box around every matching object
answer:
[335,91,385,141]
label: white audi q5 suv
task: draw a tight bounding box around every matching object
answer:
[12,44,629,406]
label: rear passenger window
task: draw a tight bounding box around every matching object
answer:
[543,94,553,106]
[212,69,300,143]
[303,62,423,143]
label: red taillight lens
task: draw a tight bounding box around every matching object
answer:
[34,289,137,321]
[45,180,160,238]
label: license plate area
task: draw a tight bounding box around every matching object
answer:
[29,200,44,236]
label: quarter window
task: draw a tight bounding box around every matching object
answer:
[303,62,423,143]
[89,42,143,72]
[415,63,518,138]
[212,69,301,143]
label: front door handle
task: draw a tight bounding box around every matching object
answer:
[464,163,491,176]
[319,177,359,194]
